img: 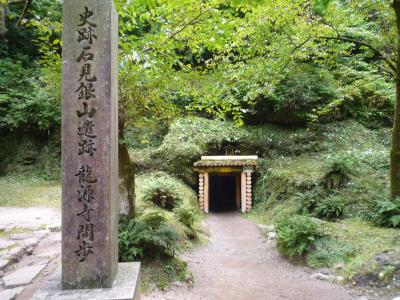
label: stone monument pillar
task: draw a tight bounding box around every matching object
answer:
[61,0,119,290]
[32,1,140,298]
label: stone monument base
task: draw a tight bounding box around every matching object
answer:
[31,263,140,300]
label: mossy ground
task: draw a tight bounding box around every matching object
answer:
[245,119,399,283]
[0,174,61,207]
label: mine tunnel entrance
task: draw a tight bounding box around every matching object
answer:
[194,155,258,213]
[209,174,240,212]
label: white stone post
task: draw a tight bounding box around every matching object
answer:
[204,173,209,213]
[246,172,252,212]
[198,174,204,211]
[241,172,247,213]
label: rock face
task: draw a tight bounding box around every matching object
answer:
[0,239,15,250]
[311,272,336,283]
[61,0,119,289]
[3,264,47,288]
[267,232,277,242]
[6,246,25,262]
[257,224,275,236]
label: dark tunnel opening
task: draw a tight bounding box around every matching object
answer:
[209,174,239,212]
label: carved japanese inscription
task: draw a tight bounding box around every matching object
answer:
[62,0,118,290]
[75,7,98,263]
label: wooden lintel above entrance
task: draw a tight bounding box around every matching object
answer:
[193,167,243,174]
[193,155,258,169]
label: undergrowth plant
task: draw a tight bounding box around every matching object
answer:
[295,191,321,214]
[315,195,345,220]
[175,206,198,239]
[371,196,400,228]
[118,216,179,262]
[276,215,321,258]
[142,179,182,210]
[175,206,196,229]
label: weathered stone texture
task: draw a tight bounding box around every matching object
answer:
[3,264,47,288]
[62,0,118,289]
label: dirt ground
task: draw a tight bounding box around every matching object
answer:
[144,212,355,300]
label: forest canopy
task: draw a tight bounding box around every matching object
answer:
[0,0,395,136]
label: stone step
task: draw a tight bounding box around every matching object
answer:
[3,264,47,288]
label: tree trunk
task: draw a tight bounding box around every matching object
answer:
[118,114,135,218]
[391,1,400,198]
[0,3,6,39]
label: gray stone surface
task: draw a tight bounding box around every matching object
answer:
[267,232,276,241]
[5,246,25,262]
[22,237,39,248]
[257,224,275,236]
[62,0,119,290]
[3,264,47,288]
[311,272,336,283]
[28,259,50,267]
[34,230,50,240]
[31,263,140,300]
[9,233,33,241]
[0,259,11,271]
[37,251,58,260]
[0,239,15,251]
[0,287,24,300]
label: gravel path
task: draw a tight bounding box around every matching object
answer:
[144,212,354,300]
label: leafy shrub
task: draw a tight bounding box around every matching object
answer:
[142,180,182,210]
[118,217,149,261]
[371,197,400,228]
[276,215,321,258]
[175,206,198,239]
[141,211,167,230]
[315,195,345,220]
[249,63,340,125]
[118,216,180,262]
[175,206,196,229]
[295,191,321,214]
[0,58,61,131]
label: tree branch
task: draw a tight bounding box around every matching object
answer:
[16,0,32,26]
[143,6,214,53]
[317,35,396,73]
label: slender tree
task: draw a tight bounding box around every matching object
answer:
[0,2,6,39]
[392,0,400,198]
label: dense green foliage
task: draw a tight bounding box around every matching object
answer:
[119,172,203,291]
[276,215,321,258]
[371,196,400,228]
[1,0,396,138]
[118,216,179,261]
[314,195,346,220]
[142,180,182,211]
